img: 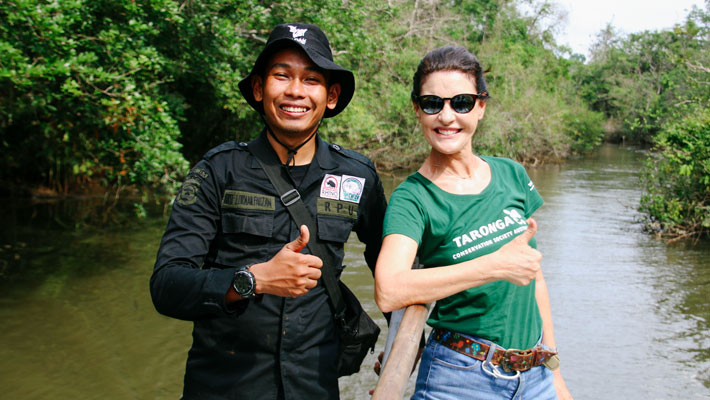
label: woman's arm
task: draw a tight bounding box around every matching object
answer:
[535,270,574,399]
[374,219,543,313]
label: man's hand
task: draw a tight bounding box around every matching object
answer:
[490,218,542,286]
[250,225,323,297]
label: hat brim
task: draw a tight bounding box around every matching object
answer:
[238,39,355,118]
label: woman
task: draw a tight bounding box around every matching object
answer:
[374,46,572,399]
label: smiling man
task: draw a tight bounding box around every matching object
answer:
[150,23,387,400]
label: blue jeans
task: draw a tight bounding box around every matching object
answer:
[412,331,557,400]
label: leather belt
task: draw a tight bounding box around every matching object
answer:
[432,328,557,372]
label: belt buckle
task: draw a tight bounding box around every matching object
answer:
[502,348,533,372]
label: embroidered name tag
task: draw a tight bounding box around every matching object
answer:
[317,198,358,220]
[222,190,275,211]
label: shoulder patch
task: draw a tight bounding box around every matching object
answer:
[175,165,210,207]
[203,141,247,160]
[329,143,377,172]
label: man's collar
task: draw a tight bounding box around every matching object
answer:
[249,129,337,171]
[312,134,337,170]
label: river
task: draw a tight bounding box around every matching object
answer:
[0,144,708,399]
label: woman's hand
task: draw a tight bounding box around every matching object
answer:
[490,218,542,286]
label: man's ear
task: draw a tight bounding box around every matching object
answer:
[252,75,264,102]
[326,83,341,110]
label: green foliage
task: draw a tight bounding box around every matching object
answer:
[332,0,602,166]
[640,107,710,240]
[576,5,710,144]
[467,1,590,162]
[1,0,608,197]
[562,107,605,154]
[0,0,189,195]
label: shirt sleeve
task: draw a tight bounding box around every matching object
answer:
[150,159,238,321]
[515,163,543,249]
[382,180,426,246]
[520,165,544,218]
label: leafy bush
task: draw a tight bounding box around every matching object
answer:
[0,0,189,195]
[562,107,605,154]
[640,107,710,240]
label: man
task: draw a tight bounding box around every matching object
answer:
[150,23,387,399]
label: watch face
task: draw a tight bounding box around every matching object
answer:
[234,270,254,296]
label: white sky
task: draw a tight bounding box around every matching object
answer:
[554,0,707,57]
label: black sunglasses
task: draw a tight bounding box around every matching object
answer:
[413,93,487,115]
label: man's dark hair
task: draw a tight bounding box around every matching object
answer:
[411,46,489,98]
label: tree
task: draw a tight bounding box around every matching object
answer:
[1,0,607,196]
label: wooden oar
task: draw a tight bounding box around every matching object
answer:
[371,302,432,399]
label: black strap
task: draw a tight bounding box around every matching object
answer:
[266,126,318,167]
[248,135,347,319]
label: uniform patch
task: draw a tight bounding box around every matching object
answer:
[320,174,341,200]
[175,167,209,206]
[317,198,358,220]
[176,178,200,206]
[191,168,209,180]
[340,175,365,203]
[222,190,275,211]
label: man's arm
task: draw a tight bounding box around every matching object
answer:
[150,160,229,320]
[150,159,324,320]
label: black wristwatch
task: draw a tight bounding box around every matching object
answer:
[232,265,256,299]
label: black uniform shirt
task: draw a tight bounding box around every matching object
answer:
[150,132,387,400]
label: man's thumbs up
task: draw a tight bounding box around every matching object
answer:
[248,225,323,298]
[285,225,310,253]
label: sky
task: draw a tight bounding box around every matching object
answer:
[553,0,707,58]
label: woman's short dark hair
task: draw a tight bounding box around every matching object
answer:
[411,46,488,99]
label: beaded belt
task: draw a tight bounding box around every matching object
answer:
[432,328,557,372]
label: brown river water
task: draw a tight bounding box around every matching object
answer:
[0,144,708,399]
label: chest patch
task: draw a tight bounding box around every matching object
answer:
[340,175,366,203]
[320,174,341,200]
[317,198,358,220]
[222,190,275,211]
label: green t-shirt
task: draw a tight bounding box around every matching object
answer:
[383,156,544,349]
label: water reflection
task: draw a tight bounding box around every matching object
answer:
[0,144,708,399]
[0,199,191,400]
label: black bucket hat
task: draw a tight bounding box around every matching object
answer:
[238,23,355,118]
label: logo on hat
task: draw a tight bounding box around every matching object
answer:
[288,25,307,44]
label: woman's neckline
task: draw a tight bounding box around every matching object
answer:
[416,156,493,196]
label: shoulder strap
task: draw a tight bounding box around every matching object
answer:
[247,137,347,320]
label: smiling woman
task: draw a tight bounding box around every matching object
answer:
[373,45,574,400]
